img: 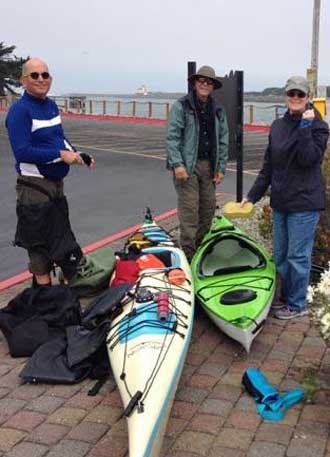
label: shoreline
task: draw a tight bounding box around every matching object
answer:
[59,92,286,104]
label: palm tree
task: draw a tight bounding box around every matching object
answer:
[0,42,27,96]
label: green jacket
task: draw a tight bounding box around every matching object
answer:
[166,92,229,175]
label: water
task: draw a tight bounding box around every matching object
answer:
[54,94,286,125]
[244,101,286,125]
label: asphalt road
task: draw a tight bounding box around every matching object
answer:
[0,114,261,281]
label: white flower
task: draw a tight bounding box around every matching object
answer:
[317,276,330,297]
[314,308,324,319]
[319,269,330,286]
[306,286,315,303]
[310,265,330,341]
[317,280,330,299]
[321,313,330,329]
[321,326,330,340]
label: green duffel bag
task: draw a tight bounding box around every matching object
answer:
[60,247,116,297]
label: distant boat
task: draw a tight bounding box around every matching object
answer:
[135,85,148,96]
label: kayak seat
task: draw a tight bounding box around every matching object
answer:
[200,236,264,277]
[141,247,181,269]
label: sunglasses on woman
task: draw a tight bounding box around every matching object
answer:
[286,90,307,98]
[28,72,51,80]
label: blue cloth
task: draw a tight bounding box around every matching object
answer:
[243,368,304,421]
[256,389,305,421]
[299,119,313,129]
[6,91,70,180]
[272,210,320,311]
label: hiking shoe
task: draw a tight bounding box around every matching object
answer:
[274,306,308,320]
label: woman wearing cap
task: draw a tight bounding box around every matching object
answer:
[166,65,229,262]
[242,76,329,320]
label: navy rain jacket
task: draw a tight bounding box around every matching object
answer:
[247,110,329,212]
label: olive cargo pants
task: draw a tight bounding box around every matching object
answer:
[174,160,216,261]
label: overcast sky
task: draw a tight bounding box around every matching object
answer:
[3,0,329,94]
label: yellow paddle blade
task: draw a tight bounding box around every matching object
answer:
[223,201,255,219]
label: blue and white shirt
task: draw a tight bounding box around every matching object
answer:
[6,91,71,180]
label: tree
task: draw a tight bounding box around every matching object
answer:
[262,87,285,96]
[0,42,28,96]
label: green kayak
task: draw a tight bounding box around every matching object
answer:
[191,215,276,352]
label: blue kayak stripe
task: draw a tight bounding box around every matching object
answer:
[140,309,194,457]
[118,304,176,343]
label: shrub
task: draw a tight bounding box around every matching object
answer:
[258,204,272,240]
[313,148,330,268]
[308,264,330,341]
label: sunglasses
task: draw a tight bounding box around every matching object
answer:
[286,90,306,98]
[196,77,214,86]
[28,72,51,80]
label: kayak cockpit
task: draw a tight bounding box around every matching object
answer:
[199,235,265,277]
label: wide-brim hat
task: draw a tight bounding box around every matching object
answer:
[188,65,222,89]
[285,76,310,94]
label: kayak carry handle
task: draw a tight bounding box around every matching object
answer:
[211,226,235,233]
[124,390,143,417]
[252,319,266,335]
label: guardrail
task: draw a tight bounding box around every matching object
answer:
[0,95,285,125]
[244,103,286,125]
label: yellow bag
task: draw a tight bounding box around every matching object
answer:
[223,201,254,219]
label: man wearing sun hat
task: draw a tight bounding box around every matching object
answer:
[166,65,229,261]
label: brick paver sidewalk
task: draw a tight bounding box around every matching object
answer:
[0,203,330,457]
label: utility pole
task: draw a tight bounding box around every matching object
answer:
[308,0,321,98]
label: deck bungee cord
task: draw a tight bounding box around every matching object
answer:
[197,274,274,302]
[107,281,191,344]
[107,281,191,350]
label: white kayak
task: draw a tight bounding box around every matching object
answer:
[106,218,194,457]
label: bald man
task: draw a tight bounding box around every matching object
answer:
[6,58,94,286]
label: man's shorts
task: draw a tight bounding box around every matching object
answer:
[16,176,64,275]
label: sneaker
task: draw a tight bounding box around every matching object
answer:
[271,297,286,310]
[274,306,308,320]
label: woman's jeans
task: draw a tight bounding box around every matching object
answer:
[272,210,320,311]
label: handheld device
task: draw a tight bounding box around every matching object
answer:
[79,152,92,167]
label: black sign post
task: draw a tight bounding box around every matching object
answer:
[187,61,196,93]
[235,71,244,202]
